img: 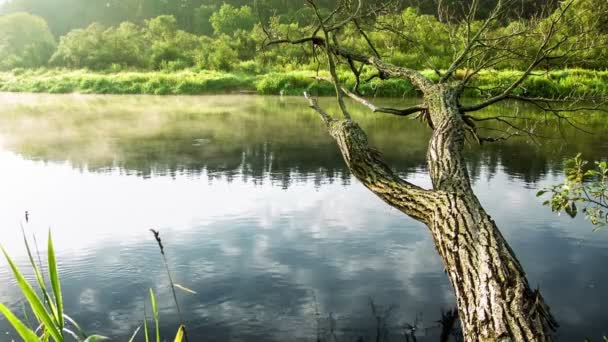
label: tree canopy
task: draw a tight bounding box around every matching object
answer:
[0,12,56,69]
[0,0,606,72]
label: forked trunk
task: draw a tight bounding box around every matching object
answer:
[318,84,557,341]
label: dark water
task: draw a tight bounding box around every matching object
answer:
[0,93,607,341]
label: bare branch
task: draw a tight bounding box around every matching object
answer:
[304,92,333,125]
[462,93,608,113]
[459,0,581,109]
[440,0,509,82]
[353,18,381,59]
[312,76,426,116]
[307,0,351,119]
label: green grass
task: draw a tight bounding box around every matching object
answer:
[0,68,607,98]
[0,69,254,95]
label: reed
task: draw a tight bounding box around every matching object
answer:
[0,227,110,342]
[0,225,189,342]
[149,229,190,342]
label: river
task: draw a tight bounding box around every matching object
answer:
[0,93,606,341]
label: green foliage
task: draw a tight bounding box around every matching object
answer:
[150,289,160,342]
[538,154,608,230]
[0,230,114,341]
[49,23,119,70]
[3,1,608,74]
[1,242,62,341]
[0,304,40,342]
[0,229,187,341]
[209,4,255,36]
[0,0,555,36]
[0,12,56,70]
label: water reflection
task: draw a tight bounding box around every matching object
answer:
[0,94,607,341]
[1,93,606,184]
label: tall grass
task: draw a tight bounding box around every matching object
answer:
[0,227,189,342]
[0,229,110,342]
[1,68,607,98]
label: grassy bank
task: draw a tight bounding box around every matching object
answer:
[1,68,607,98]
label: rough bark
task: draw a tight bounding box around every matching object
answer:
[307,84,558,341]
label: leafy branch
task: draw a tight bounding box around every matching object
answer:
[537,154,608,231]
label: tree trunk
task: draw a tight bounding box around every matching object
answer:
[316,84,558,341]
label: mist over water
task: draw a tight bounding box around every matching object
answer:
[0,94,607,341]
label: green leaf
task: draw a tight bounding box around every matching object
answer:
[0,303,41,342]
[83,334,111,342]
[1,246,63,342]
[48,230,64,329]
[174,325,185,342]
[150,289,160,342]
[565,202,578,218]
[536,190,547,197]
[144,302,150,342]
[585,170,599,177]
[20,226,58,319]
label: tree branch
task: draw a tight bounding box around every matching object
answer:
[303,92,439,224]
[313,76,426,116]
[266,37,433,92]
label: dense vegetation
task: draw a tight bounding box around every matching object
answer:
[0,0,606,96]
[0,0,563,36]
[2,68,607,98]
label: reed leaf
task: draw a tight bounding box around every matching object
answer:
[63,313,87,340]
[47,230,64,329]
[174,325,185,342]
[150,289,160,342]
[20,225,58,319]
[21,302,33,328]
[0,303,41,342]
[1,246,63,342]
[143,302,150,342]
[63,327,81,341]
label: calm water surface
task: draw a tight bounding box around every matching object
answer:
[0,94,607,341]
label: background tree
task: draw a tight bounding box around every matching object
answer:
[265,0,607,340]
[0,12,55,69]
[209,3,256,36]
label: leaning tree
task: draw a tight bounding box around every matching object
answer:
[263,0,607,340]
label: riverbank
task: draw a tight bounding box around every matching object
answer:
[0,68,607,98]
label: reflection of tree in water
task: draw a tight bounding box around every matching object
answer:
[1,95,607,187]
[311,299,462,342]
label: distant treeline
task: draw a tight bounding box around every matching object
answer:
[0,0,561,36]
[0,0,606,74]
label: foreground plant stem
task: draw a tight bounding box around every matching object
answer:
[150,229,189,342]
